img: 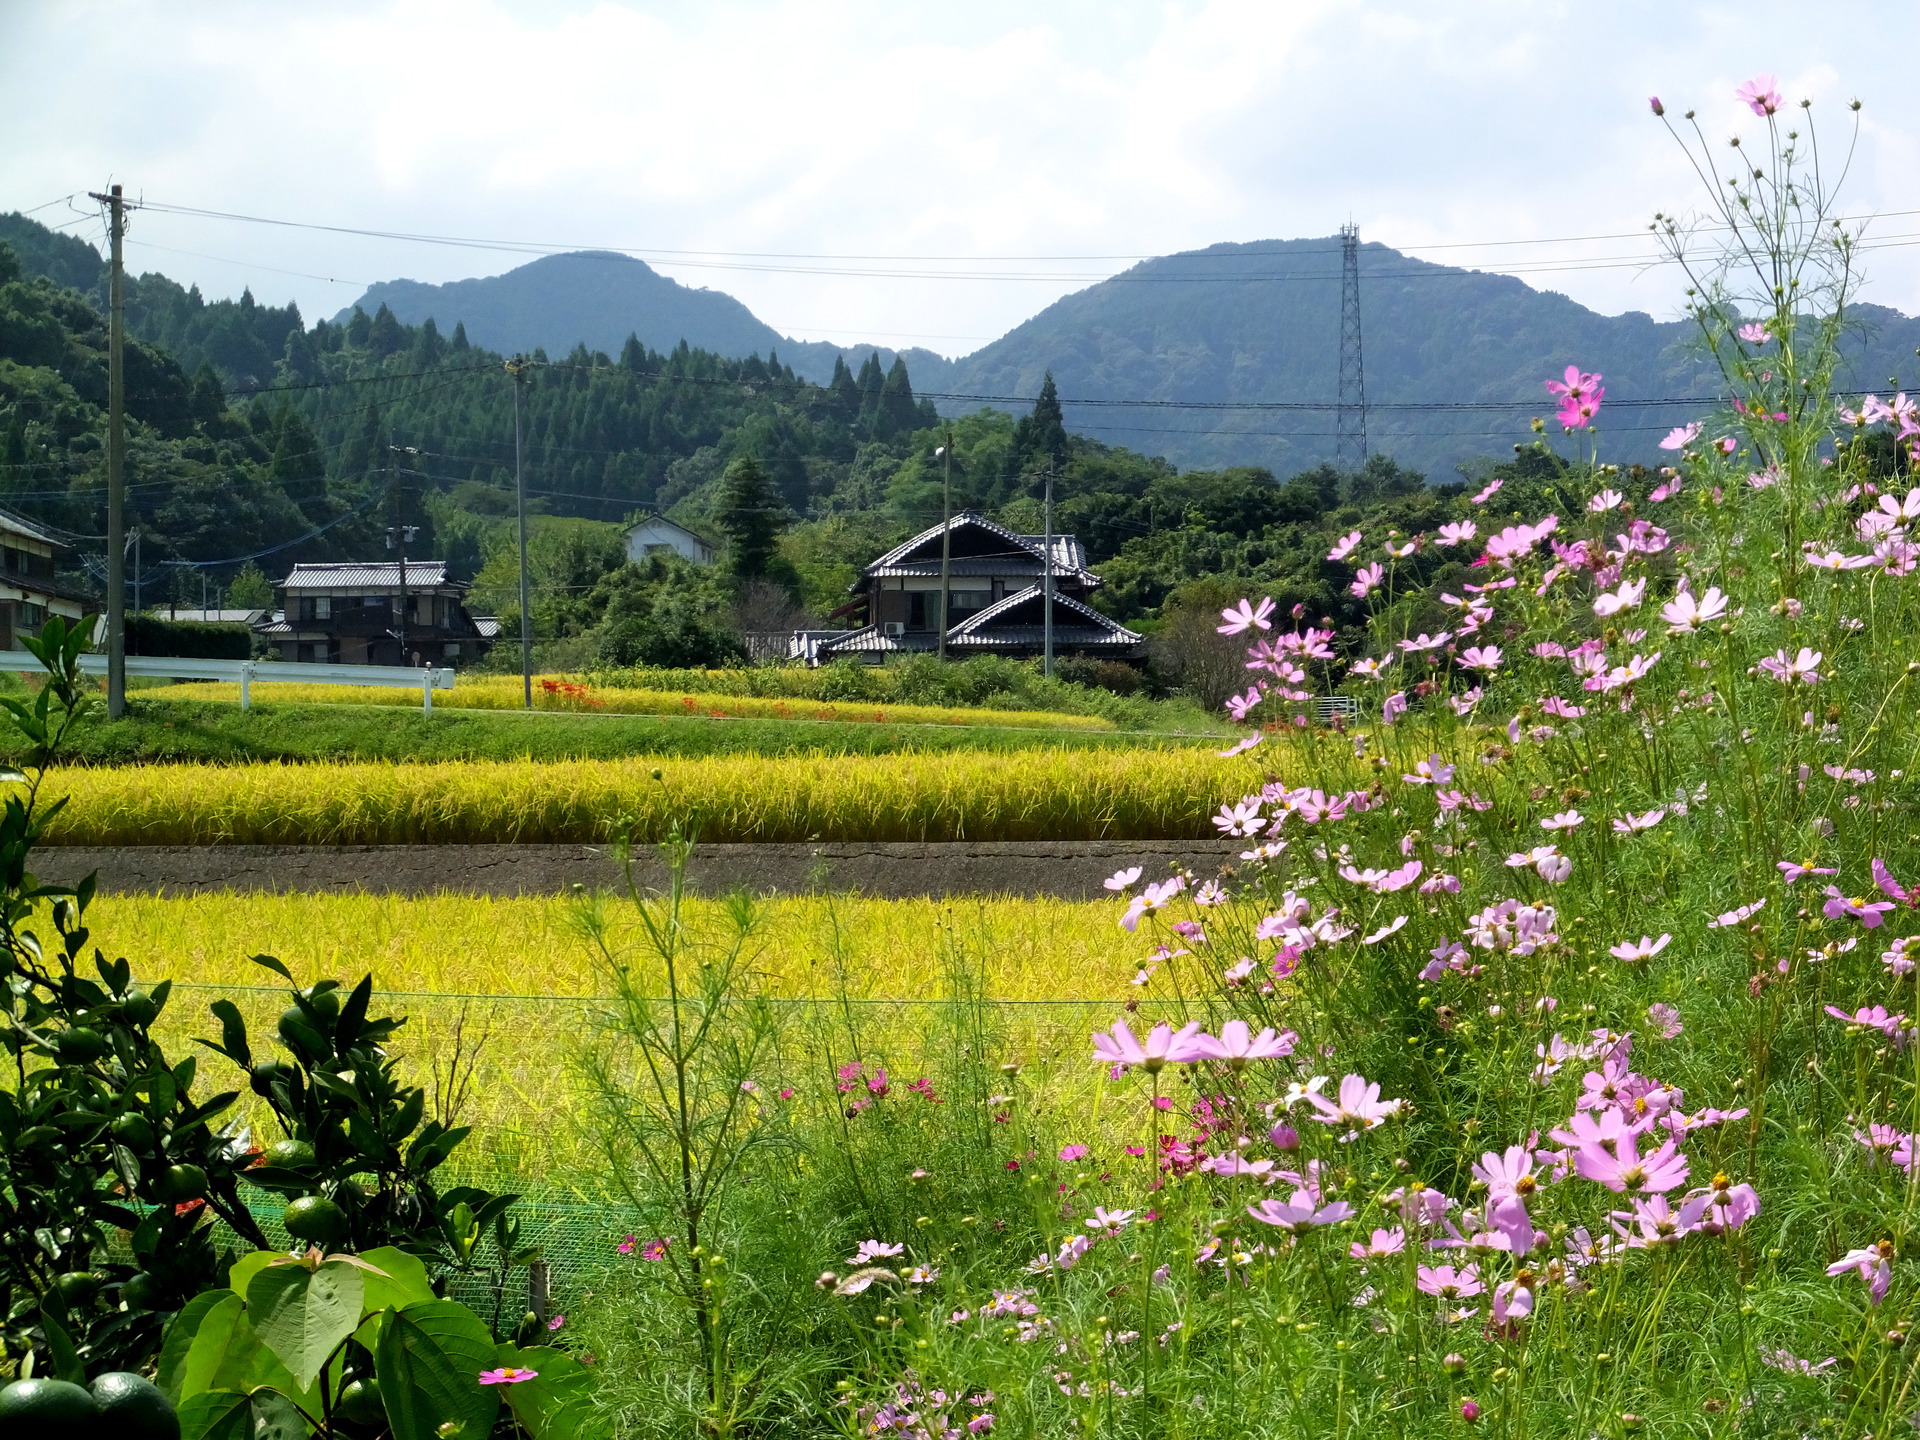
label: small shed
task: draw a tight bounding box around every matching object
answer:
[623,514,716,566]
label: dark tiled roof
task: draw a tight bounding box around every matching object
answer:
[948,585,1142,644]
[855,513,1097,590]
[0,507,69,551]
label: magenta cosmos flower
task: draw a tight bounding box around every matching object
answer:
[1246,1192,1354,1232]
[1196,1019,1296,1068]
[1824,886,1897,929]
[1573,1126,1690,1194]
[1828,1240,1894,1305]
[1217,597,1275,635]
[1736,73,1783,117]
[479,1366,539,1385]
[1416,1263,1484,1299]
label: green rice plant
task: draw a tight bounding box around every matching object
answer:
[39,744,1317,845]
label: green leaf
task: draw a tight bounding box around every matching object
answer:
[375,1303,500,1440]
[224,1251,280,1302]
[251,953,294,982]
[176,1391,253,1440]
[248,1260,365,1390]
[358,1246,438,1311]
[173,1293,310,1409]
[496,1345,613,1440]
[158,1289,234,1401]
[38,1304,84,1384]
[247,1389,309,1440]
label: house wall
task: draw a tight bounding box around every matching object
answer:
[624,520,714,566]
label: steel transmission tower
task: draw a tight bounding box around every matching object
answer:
[1337,223,1368,471]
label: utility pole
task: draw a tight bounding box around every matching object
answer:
[509,356,531,708]
[1041,466,1055,679]
[936,427,953,662]
[387,439,420,665]
[88,184,128,716]
[132,529,142,615]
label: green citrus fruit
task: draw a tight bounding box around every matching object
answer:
[337,1377,384,1426]
[90,1373,178,1440]
[0,1377,98,1435]
[119,989,159,1027]
[157,1163,206,1203]
[265,1139,317,1171]
[121,1271,167,1311]
[53,1270,104,1305]
[250,1058,291,1096]
[278,1007,324,1053]
[54,1027,107,1063]
[110,1112,155,1150]
[283,1195,348,1244]
[300,986,341,1018]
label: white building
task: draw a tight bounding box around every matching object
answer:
[623,514,716,566]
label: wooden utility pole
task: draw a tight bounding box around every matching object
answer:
[936,427,953,661]
[1042,466,1054,678]
[509,357,531,708]
[387,440,419,665]
[88,184,128,716]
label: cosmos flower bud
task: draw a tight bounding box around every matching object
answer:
[1461,1400,1481,1423]
[1443,1353,1467,1376]
[1648,96,1664,116]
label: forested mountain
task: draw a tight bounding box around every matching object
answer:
[943,238,1920,476]
[339,249,948,391]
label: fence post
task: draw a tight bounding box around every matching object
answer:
[423,668,433,714]
[240,661,251,712]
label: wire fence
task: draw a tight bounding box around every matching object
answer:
[164,982,1121,1308]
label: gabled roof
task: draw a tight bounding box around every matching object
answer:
[623,512,715,549]
[0,506,69,551]
[857,512,1098,589]
[947,586,1143,647]
[279,562,461,591]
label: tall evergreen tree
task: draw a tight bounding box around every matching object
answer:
[715,454,787,578]
[878,357,919,438]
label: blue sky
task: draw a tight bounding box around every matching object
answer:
[4,0,1915,356]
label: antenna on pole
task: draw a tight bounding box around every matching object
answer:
[1337,222,1368,472]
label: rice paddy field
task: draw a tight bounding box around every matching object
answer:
[111,890,1134,1183]
[155,675,1116,731]
[34,742,1332,844]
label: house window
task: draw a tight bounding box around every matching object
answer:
[644,543,674,556]
[442,642,461,659]
[297,596,332,621]
[908,592,928,630]
[949,589,990,621]
[18,601,45,629]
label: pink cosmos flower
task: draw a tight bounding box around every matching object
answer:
[1471,478,1504,505]
[1872,858,1914,906]
[1350,562,1385,599]
[1217,597,1275,635]
[1246,1192,1354,1232]
[1459,645,1502,671]
[1573,1128,1690,1194]
[1735,73,1783,117]
[1612,808,1665,834]
[1091,1019,1209,1073]
[1437,521,1478,546]
[1824,1003,1908,1042]
[640,1238,670,1261]
[1658,422,1699,450]
[1738,322,1771,344]
[1541,810,1584,832]
[1546,365,1602,402]
[1303,1074,1404,1135]
[1216,733,1262,759]
[1382,691,1408,724]
[1661,585,1729,634]
[1778,859,1837,883]
[1755,648,1822,684]
[1823,886,1897,930]
[1609,934,1672,963]
[1471,1145,1540,1201]
[1647,1003,1684,1039]
[1059,1144,1089,1162]
[480,1366,539,1385]
[1593,578,1645,617]
[1104,866,1143,892]
[1403,754,1456,785]
[1397,631,1451,653]
[1350,1227,1407,1260]
[1416,1263,1484,1299]
[1827,1241,1894,1305]
[1328,530,1362,562]
[849,1240,905,1265]
[1195,1019,1297,1067]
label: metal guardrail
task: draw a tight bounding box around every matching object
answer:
[0,653,456,712]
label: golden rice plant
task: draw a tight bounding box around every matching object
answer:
[37,742,1321,845]
[113,890,1136,1183]
[154,675,1113,732]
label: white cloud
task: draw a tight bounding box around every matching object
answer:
[3,0,1917,354]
